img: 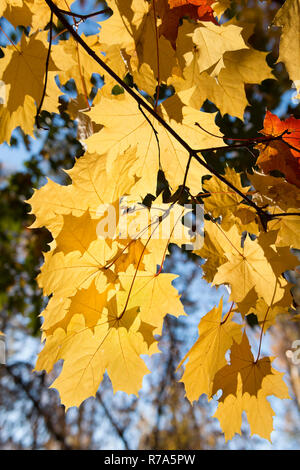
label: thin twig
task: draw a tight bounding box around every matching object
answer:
[57,7,112,20]
[138,103,161,169]
[35,10,53,129]
[96,391,130,450]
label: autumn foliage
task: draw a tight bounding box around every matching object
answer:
[1,0,300,443]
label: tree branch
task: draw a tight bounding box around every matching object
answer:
[96,391,130,450]
[57,8,112,20]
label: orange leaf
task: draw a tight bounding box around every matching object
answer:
[159,0,218,48]
[256,111,300,188]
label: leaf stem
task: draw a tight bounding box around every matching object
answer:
[220,302,234,325]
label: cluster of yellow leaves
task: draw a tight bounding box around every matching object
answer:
[183,164,299,440]
[29,143,197,408]
[0,0,275,142]
[1,0,299,442]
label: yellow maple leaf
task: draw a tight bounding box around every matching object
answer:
[212,227,286,305]
[27,179,86,237]
[54,34,102,95]
[249,171,300,212]
[195,219,241,282]
[178,298,243,401]
[170,20,273,119]
[99,0,177,95]
[1,0,71,30]
[0,0,32,28]
[65,146,138,206]
[203,167,258,232]
[269,210,300,250]
[212,333,290,441]
[0,31,67,143]
[119,265,186,335]
[85,93,224,195]
[54,210,101,256]
[27,146,138,237]
[37,239,119,298]
[190,21,248,74]
[257,229,299,275]
[36,288,167,408]
[41,281,112,335]
[99,0,149,50]
[39,295,71,333]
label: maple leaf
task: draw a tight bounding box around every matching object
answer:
[195,220,241,282]
[212,227,287,305]
[53,34,103,96]
[99,0,177,94]
[170,20,273,119]
[40,282,113,336]
[256,110,300,188]
[27,146,138,237]
[39,295,72,333]
[212,333,290,441]
[54,211,101,256]
[27,178,87,238]
[36,273,185,409]
[0,31,67,143]
[37,239,120,298]
[273,0,300,99]
[85,93,224,195]
[119,265,186,335]
[99,0,149,50]
[158,0,218,48]
[185,21,248,75]
[178,298,243,401]
[269,210,300,250]
[38,301,153,409]
[0,0,72,30]
[257,229,299,276]
[248,171,300,211]
[0,0,33,28]
[202,167,258,233]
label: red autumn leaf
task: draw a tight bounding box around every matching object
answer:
[158,0,218,49]
[256,111,300,188]
[169,0,215,19]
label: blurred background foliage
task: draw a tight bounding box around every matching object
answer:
[0,0,300,449]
